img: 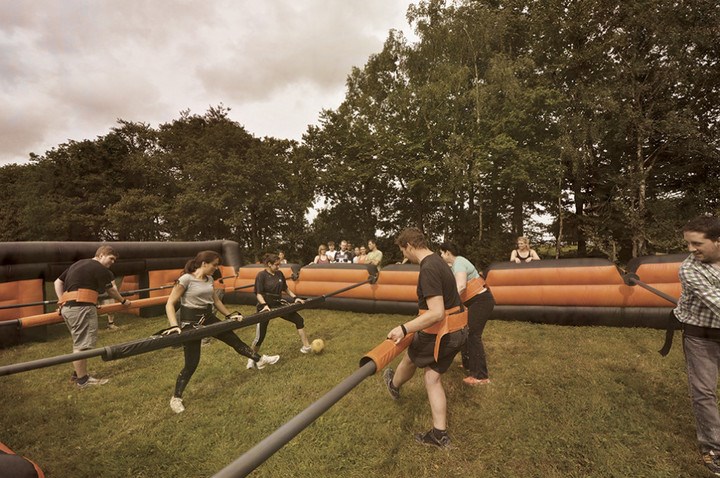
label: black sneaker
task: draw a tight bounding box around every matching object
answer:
[414,429,451,449]
[383,368,400,400]
[703,451,720,476]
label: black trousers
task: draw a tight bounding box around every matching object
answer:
[461,290,495,379]
[252,301,304,349]
[174,306,258,398]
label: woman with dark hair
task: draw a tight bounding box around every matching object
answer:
[164,250,279,413]
[248,253,312,368]
[439,242,495,386]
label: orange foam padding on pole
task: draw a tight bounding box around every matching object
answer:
[362,334,414,372]
[19,296,170,328]
[148,269,182,297]
[0,279,44,322]
[635,262,682,283]
[486,264,624,287]
[295,281,374,299]
[0,441,45,478]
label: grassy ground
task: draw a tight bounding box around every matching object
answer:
[0,308,709,478]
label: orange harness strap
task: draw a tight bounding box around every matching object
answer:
[59,288,99,306]
[420,305,468,361]
[460,276,486,305]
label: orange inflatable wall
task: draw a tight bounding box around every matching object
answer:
[0,279,44,323]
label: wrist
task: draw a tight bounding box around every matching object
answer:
[120,299,127,305]
[400,324,408,336]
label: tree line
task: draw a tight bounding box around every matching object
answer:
[1,0,718,267]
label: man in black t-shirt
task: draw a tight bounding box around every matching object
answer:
[383,228,467,449]
[54,245,131,388]
[333,240,354,263]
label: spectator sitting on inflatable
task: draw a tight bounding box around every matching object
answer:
[366,239,383,269]
[313,245,330,264]
[354,246,368,264]
[326,241,337,262]
[510,236,541,263]
[334,240,354,263]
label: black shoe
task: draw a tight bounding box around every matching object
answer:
[414,429,451,449]
[703,451,720,476]
[383,368,400,400]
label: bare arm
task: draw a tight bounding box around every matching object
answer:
[54,278,65,301]
[455,271,467,295]
[165,283,186,329]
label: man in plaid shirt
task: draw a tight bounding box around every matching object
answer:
[674,216,720,476]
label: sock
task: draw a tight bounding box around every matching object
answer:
[76,375,89,385]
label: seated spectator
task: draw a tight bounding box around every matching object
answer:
[366,240,383,269]
[326,241,337,262]
[313,245,331,264]
[355,246,368,264]
[334,240,354,263]
[510,236,541,263]
[278,251,288,264]
[352,247,361,263]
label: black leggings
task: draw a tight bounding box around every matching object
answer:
[252,302,305,349]
[461,290,495,379]
[173,307,259,398]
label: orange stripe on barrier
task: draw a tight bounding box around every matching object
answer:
[361,333,414,372]
[18,296,171,328]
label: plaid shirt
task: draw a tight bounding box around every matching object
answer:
[675,254,720,328]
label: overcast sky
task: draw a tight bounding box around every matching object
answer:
[0,1,417,166]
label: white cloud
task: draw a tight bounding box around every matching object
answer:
[0,0,416,165]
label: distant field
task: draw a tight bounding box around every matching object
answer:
[0,307,707,477]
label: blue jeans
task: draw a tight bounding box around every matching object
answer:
[683,334,720,453]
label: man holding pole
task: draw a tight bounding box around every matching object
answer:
[54,245,131,388]
[674,216,720,476]
[383,227,467,448]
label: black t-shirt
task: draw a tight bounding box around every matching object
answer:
[254,269,288,304]
[417,253,462,310]
[59,259,114,294]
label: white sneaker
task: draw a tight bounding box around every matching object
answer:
[255,354,280,369]
[170,397,185,414]
[76,376,109,388]
[246,358,256,369]
[300,345,312,354]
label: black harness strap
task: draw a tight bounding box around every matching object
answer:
[658,311,682,357]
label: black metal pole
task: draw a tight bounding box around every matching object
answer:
[212,361,377,478]
[0,278,373,376]
[0,348,109,376]
[623,273,678,305]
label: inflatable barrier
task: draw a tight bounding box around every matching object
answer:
[485,257,683,327]
[1,241,688,338]
[0,241,241,346]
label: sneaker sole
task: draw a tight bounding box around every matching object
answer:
[414,433,452,449]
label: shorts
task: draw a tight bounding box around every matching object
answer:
[408,327,468,373]
[62,305,99,351]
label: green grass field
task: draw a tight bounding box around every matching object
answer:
[0,308,710,477]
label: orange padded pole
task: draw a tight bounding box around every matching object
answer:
[360,333,414,372]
